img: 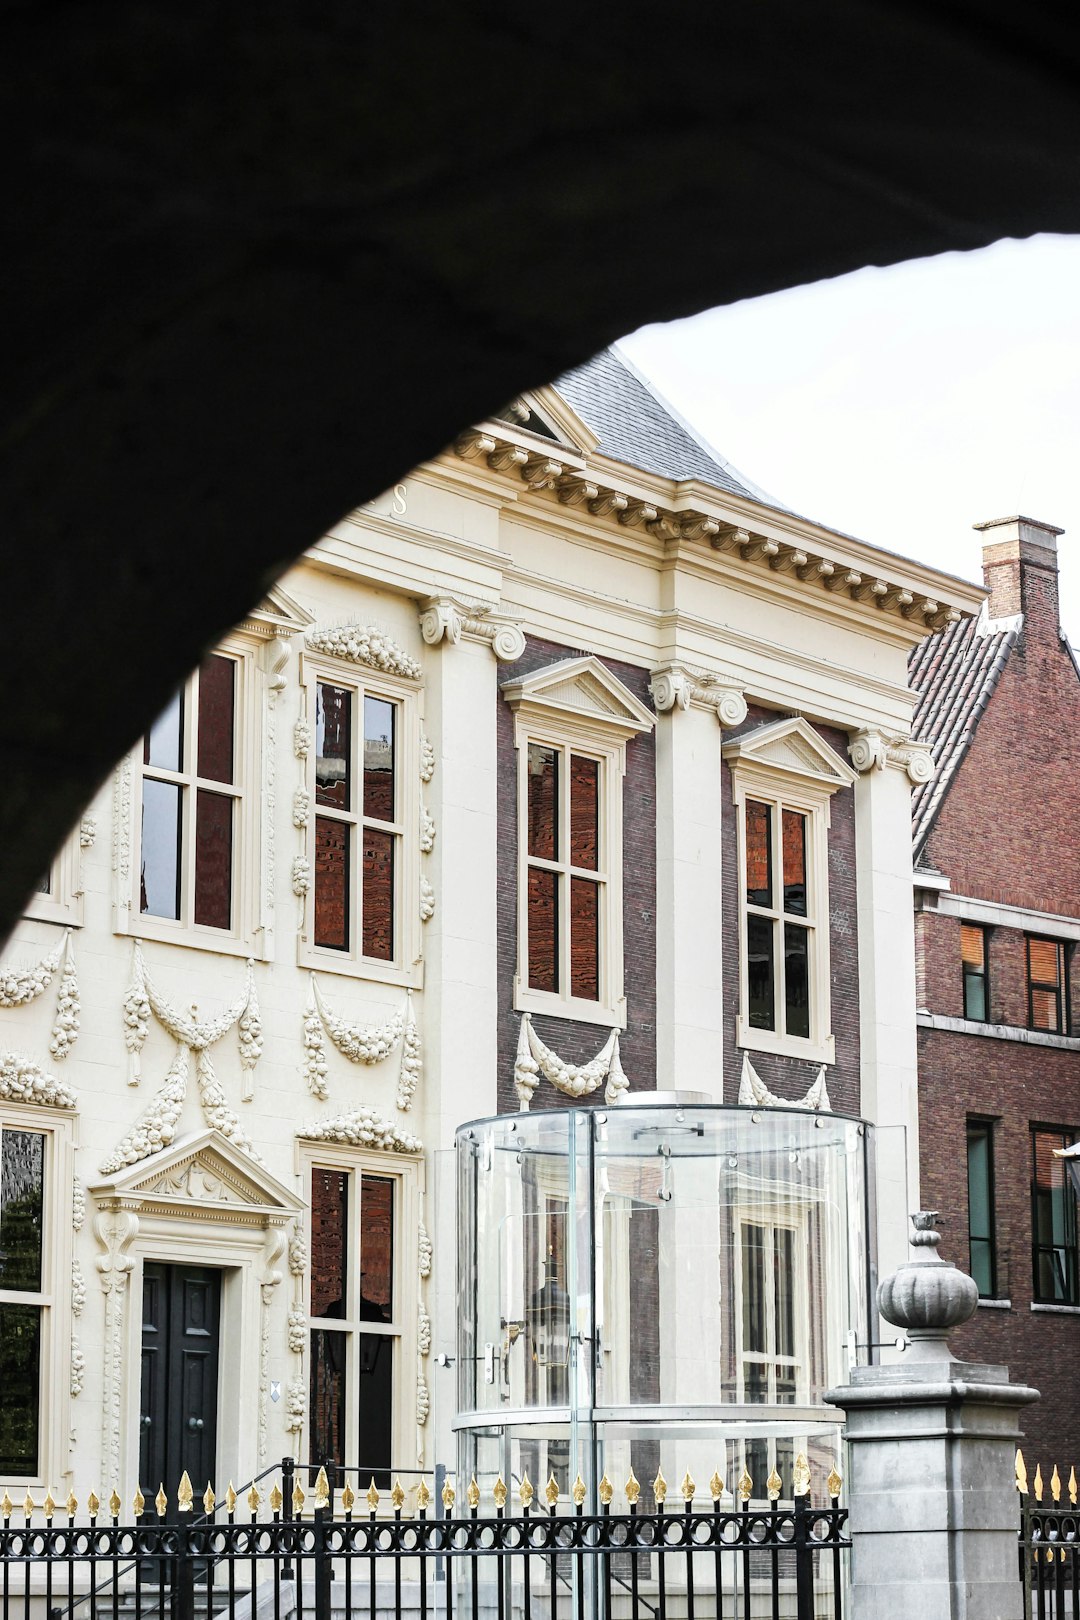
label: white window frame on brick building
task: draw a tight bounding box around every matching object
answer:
[297,651,423,988]
[24,827,83,929]
[299,1145,421,1476]
[0,1105,75,1488]
[724,716,856,1065]
[502,656,654,1030]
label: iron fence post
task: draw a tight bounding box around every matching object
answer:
[282,1456,295,1583]
[313,1493,331,1620]
[793,1489,813,1620]
[172,1522,194,1620]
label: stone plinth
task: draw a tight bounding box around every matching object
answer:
[826,1355,1038,1620]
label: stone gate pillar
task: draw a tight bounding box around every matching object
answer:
[826,1212,1039,1620]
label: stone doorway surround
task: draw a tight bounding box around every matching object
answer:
[89,1130,304,1496]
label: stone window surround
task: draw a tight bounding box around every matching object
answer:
[0,1104,76,1488]
[725,718,857,1066]
[297,1143,421,1476]
[297,650,423,990]
[117,630,266,961]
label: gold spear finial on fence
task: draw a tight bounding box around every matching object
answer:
[625,1468,641,1507]
[442,1478,456,1511]
[177,1473,194,1513]
[737,1469,753,1503]
[827,1467,843,1501]
[682,1472,696,1504]
[391,1479,405,1511]
[1016,1450,1029,1494]
[467,1477,480,1511]
[133,1488,145,1518]
[493,1476,507,1510]
[314,1468,330,1509]
[599,1474,614,1507]
[709,1471,725,1502]
[519,1472,533,1509]
[1071,1468,1078,1508]
[766,1470,782,1503]
[339,1483,354,1514]
[416,1479,432,1511]
[291,1480,305,1514]
[203,1484,216,1515]
[44,1491,56,1520]
[66,1492,78,1517]
[247,1484,261,1515]
[545,1474,560,1508]
[365,1478,380,1513]
[226,1482,239,1515]
[153,1487,165,1518]
[1,1492,13,1519]
[653,1468,668,1504]
[572,1475,587,1507]
[89,1490,102,1518]
[23,1494,35,1518]
[1034,1465,1044,1503]
[793,1454,811,1498]
[109,1489,121,1519]
[270,1483,284,1514]
[1052,1466,1062,1504]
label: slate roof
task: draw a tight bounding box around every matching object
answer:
[553,346,779,506]
[907,609,1020,858]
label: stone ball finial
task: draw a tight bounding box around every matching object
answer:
[877,1212,978,1361]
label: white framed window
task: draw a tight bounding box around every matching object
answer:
[502,656,654,1029]
[0,1108,74,1486]
[301,1147,419,1478]
[129,639,258,956]
[24,830,83,929]
[298,654,422,987]
[734,1208,808,1502]
[724,717,856,1064]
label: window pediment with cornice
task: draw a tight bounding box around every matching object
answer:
[502,656,655,745]
[721,715,857,797]
[90,1129,303,1224]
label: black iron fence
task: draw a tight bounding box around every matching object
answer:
[1018,1450,1080,1618]
[0,1454,849,1620]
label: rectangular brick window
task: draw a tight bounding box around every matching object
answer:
[961,924,990,1022]
[966,1119,997,1297]
[1027,936,1070,1034]
[743,798,815,1044]
[1031,1127,1079,1304]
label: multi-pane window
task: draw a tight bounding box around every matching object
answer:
[313,683,401,963]
[524,742,606,1005]
[1031,1128,1079,1304]
[1027,937,1070,1034]
[961,924,990,1022]
[738,1219,802,1498]
[743,799,814,1042]
[966,1120,997,1297]
[308,1167,399,1482]
[0,1126,49,1478]
[139,653,241,933]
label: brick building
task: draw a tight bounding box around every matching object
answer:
[911,515,1080,1461]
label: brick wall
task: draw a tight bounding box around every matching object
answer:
[496,636,657,1114]
[720,706,861,1115]
[916,538,1080,1464]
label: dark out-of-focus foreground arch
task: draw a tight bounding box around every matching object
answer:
[5,1,1080,945]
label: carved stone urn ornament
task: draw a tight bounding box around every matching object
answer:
[877,1211,979,1361]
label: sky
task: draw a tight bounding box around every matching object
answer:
[620,235,1080,645]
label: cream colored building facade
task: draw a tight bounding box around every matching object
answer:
[0,350,982,1503]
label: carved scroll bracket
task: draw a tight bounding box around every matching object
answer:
[419,596,526,662]
[848,728,935,785]
[649,664,748,728]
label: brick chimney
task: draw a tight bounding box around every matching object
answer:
[974,514,1064,637]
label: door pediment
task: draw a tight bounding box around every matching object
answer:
[90,1128,303,1224]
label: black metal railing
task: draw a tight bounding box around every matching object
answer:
[1018,1451,1080,1618]
[0,1456,849,1620]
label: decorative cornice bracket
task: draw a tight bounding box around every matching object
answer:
[650,664,748,727]
[848,728,935,784]
[419,595,525,662]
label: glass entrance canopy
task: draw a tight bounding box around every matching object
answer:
[456,1097,869,1507]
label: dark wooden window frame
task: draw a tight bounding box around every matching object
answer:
[1031,1124,1080,1306]
[1027,935,1070,1035]
[960,923,991,1024]
[965,1117,998,1298]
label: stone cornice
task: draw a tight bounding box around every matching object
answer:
[451,423,981,634]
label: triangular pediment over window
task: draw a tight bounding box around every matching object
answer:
[244,584,316,635]
[90,1129,304,1221]
[722,716,857,790]
[502,656,655,740]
